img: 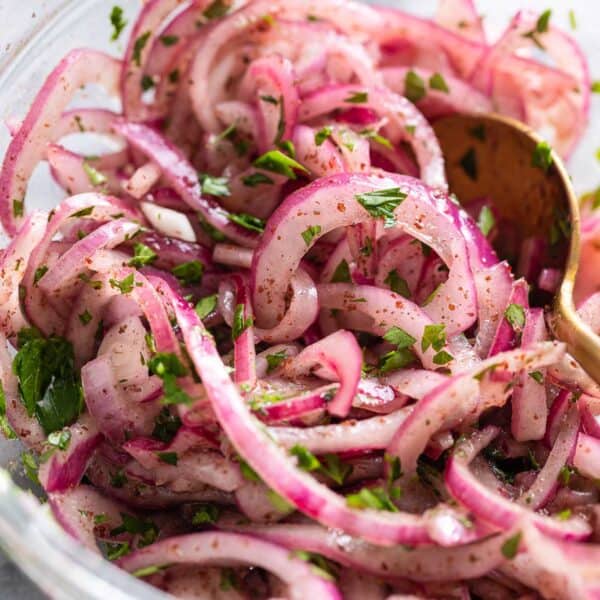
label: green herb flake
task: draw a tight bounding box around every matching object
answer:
[504,303,526,331]
[110,6,127,41]
[266,351,287,373]
[385,454,402,487]
[83,162,108,187]
[157,451,178,466]
[149,353,192,406]
[171,260,204,286]
[199,173,230,197]
[232,304,253,341]
[383,326,416,349]
[12,199,24,218]
[569,9,577,30]
[111,513,159,547]
[301,224,322,247]
[522,10,552,49]
[0,382,16,439]
[330,259,351,284]
[501,532,522,559]
[168,68,180,84]
[259,94,278,105]
[21,452,39,484]
[192,504,221,525]
[421,323,446,353]
[70,206,94,218]
[220,567,238,591]
[346,486,398,512]
[429,72,449,93]
[591,82,600,94]
[290,444,321,471]
[106,541,130,561]
[78,310,93,326]
[532,141,553,172]
[404,70,426,103]
[195,294,218,320]
[132,31,151,67]
[47,429,72,451]
[556,508,572,521]
[315,126,333,146]
[203,0,229,19]
[344,91,368,104]
[384,269,410,298]
[477,205,496,236]
[378,348,416,373]
[433,350,453,365]
[529,370,544,384]
[152,408,181,443]
[109,273,135,294]
[140,75,155,91]
[228,212,265,233]
[459,147,478,180]
[132,565,167,578]
[253,150,308,179]
[241,172,275,187]
[34,266,48,284]
[128,243,157,268]
[559,464,576,487]
[319,454,353,485]
[239,459,261,482]
[160,34,179,46]
[360,129,393,150]
[355,188,408,228]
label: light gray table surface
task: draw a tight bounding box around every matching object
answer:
[0,0,598,598]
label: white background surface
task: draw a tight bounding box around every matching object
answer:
[0,0,597,597]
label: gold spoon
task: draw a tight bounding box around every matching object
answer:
[432,112,600,382]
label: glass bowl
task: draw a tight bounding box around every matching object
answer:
[0,0,597,598]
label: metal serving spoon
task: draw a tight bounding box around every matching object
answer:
[432,113,600,382]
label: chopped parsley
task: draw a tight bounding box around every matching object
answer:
[160,34,179,46]
[529,370,544,384]
[109,273,136,294]
[109,6,127,41]
[192,504,221,525]
[360,129,393,150]
[315,126,333,146]
[199,173,230,197]
[172,260,204,286]
[83,162,108,187]
[12,199,24,218]
[149,353,192,406]
[232,304,253,340]
[0,383,16,440]
[331,259,351,283]
[591,82,600,94]
[383,326,416,349]
[355,188,408,228]
[346,486,400,512]
[21,452,39,484]
[111,513,159,547]
[429,72,449,93]
[266,351,287,373]
[504,303,526,331]
[432,350,453,365]
[319,454,353,485]
[78,310,93,325]
[203,0,229,19]
[157,451,178,466]
[106,541,130,561]
[13,329,84,434]
[522,10,552,49]
[241,172,274,187]
[128,243,157,268]
[228,212,265,233]
[34,265,48,284]
[290,444,321,471]
[152,408,181,443]
[259,94,278,105]
[378,348,416,373]
[532,141,553,172]
[253,150,308,179]
[421,323,446,353]
[477,205,495,237]
[141,75,155,91]
[301,224,322,247]
[501,532,522,559]
[195,294,218,320]
[404,70,426,103]
[132,31,151,67]
[569,9,576,30]
[344,91,368,104]
[47,429,72,451]
[384,269,410,298]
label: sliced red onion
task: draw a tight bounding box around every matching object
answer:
[117,531,342,599]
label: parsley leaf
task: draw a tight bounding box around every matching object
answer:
[195,294,217,320]
[346,486,399,512]
[253,150,308,179]
[109,273,135,294]
[290,444,321,471]
[404,70,426,103]
[83,162,108,187]
[433,350,453,365]
[149,353,192,406]
[384,269,410,298]
[111,513,159,547]
[241,172,274,187]
[344,91,368,104]
[132,31,151,67]
[421,324,446,353]
[160,34,179,46]
[192,504,221,525]
[378,348,416,373]
[331,259,351,283]
[228,212,265,233]
[315,126,333,146]
[529,371,544,384]
[0,382,16,439]
[477,205,495,237]
[504,303,526,331]
[128,243,157,268]
[383,326,416,349]
[12,199,24,218]
[532,141,553,172]
[355,188,407,228]
[110,6,127,41]
[429,73,449,93]
[522,10,552,49]
[34,266,48,285]
[152,408,181,443]
[319,454,353,485]
[359,129,393,150]
[199,173,230,197]
[78,310,93,325]
[266,351,287,373]
[301,225,322,247]
[13,331,84,434]
[203,0,230,19]
[157,451,178,465]
[501,532,522,559]
[232,304,253,340]
[172,260,204,286]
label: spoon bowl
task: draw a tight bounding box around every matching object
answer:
[432,112,600,382]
